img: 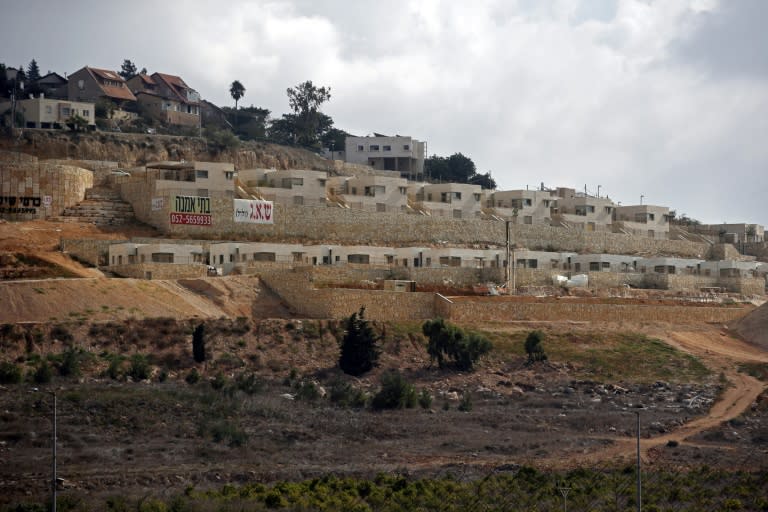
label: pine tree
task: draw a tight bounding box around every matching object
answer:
[26,59,40,82]
[338,307,380,376]
[192,323,206,363]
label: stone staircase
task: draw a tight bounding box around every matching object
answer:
[51,188,135,225]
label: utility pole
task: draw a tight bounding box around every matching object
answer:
[505,220,511,293]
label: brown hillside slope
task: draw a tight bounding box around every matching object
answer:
[730,301,768,350]
[0,275,290,323]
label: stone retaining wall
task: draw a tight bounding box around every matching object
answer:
[110,263,208,279]
[1,162,93,220]
[125,198,709,258]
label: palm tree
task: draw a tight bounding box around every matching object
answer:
[229,80,245,130]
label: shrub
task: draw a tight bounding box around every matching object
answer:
[185,368,200,385]
[329,378,367,408]
[338,307,380,376]
[33,360,52,384]
[458,392,473,412]
[107,356,124,380]
[0,361,23,384]
[418,389,433,409]
[371,371,417,410]
[524,330,548,363]
[128,354,151,381]
[211,372,227,390]
[235,372,264,395]
[59,348,82,377]
[422,318,492,371]
[295,381,321,402]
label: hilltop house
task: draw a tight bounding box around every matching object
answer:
[0,96,95,130]
[67,66,136,109]
[329,173,409,212]
[409,182,484,219]
[127,72,201,127]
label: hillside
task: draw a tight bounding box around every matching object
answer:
[0,130,370,175]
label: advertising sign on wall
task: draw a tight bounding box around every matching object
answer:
[234,199,274,224]
[170,195,212,226]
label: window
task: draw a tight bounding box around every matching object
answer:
[524,198,532,206]
[46,106,52,114]
[399,187,407,194]
[649,213,655,220]
[61,107,71,117]
[604,206,612,213]
[403,144,410,150]
[82,109,89,117]
[224,171,234,180]
[589,262,601,271]
[357,145,364,151]
[473,193,481,201]
[383,145,391,151]
[369,145,380,151]
[196,170,209,179]
[151,253,174,263]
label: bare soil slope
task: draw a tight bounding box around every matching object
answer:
[730,301,768,350]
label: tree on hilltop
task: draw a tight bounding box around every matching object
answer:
[26,59,40,82]
[119,59,138,80]
[286,80,331,147]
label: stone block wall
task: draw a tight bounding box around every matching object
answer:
[60,238,127,266]
[110,263,208,280]
[446,301,749,324]
[132,200,710,258]
[0,162,93,220]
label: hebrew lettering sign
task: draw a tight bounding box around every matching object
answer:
[234,199,274,224]
[170,195,212,226]
[0,195,41,214]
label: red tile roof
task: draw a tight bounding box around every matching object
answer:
[85,67,136,102]
[137,73,156,85]
[152,72,197,104]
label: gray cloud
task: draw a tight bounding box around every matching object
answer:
[2,0,767,226]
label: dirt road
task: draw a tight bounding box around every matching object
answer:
[570,327,768,467]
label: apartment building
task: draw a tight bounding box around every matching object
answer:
[329,173,409,212]
[239,169,328,207]
[344,135,426,180]
[555,187,616,231]
[613,204,671,239]
[146,161,236,198]
[487,189,559,225]
[409,182,484,219]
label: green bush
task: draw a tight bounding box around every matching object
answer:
[211,372,227,390]
[128,354,151,381]
[59,348,82,377]
[458,392,473,412]
[422,318,492,371]
[33,360,52,384]
[0,361,23,384]
[524,330,547,363]
[185,368,200,385]
[329,378,367,408]
[295,380,321,401]
[235,372,264,394]
[371,371,417,410]
[418,389,433,409]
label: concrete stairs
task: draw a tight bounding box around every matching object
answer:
[50,188,135,225]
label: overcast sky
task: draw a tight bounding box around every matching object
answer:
[4,0,767,225]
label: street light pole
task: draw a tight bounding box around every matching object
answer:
[636,410,641,512]
[505,220,511,293]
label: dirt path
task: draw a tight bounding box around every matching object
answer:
[566,327,768,467]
